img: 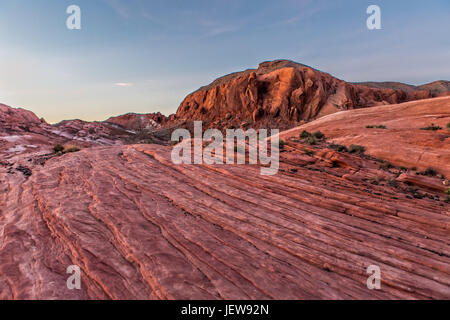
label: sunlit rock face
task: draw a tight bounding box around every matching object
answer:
[176,60,446,130]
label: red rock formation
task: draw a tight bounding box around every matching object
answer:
[105,112,168,132]
[0,135,449,299]
[355,80,450,96]
[280,96,450,178]
[1,71,449,300]
[0,104,154,161]
[0,103,42,126]
[176,60,445,129]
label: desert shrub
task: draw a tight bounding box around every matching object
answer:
[445,188,450,201]
[420,124,442,131]
[64,146,81,153]
[423,167,437,176]
[53,144,64,153]
[447,123,450,130]
[306,136,318,145]
[366,125,387,129]
[279,140,285,150]
[312,131,325,140]
[300,130,312,139]
[329,144,348,152]
[379,161,393,171]
[366,125,374,129]
[410,167,418,171]
[349,145,366,154]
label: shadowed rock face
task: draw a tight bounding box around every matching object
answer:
[280,96,450,177]
[176,60,444,129]
[0,138,448,299]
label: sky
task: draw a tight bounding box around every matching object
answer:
[0,0,449,123]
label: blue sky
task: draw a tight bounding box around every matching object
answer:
[0,0,449,123]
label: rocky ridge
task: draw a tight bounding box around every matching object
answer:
[176,60,447,130]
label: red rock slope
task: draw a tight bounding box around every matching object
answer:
[0,140,448,299]
[175,60,443,129]
[280,96,450,177]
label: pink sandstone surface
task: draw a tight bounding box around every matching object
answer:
[0,133,448,299]
[280,96,450,177]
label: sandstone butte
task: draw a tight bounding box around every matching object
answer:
[0,61,449,300]
[176,60,448,130]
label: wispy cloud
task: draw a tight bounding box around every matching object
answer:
[205,25,241,37]
[199,19,241,37]
[103,0,131,18]
[275,0,328,26]
[115,83,133,87]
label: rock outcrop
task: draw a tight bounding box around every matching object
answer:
[0,104,159,161]
[280,96,450,177]
[357,80,450,97]
[105,112,168,132]
[176,60,445,129]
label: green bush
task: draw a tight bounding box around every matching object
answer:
[306,136,318,145]
[312,131,325,139]
[53,144,64,153]
[423,167,437,176]
[349,145,366,154]
[420,124,442,131]
[379,161,393,171]
[329,144,348,152]
[300,130,311,139]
